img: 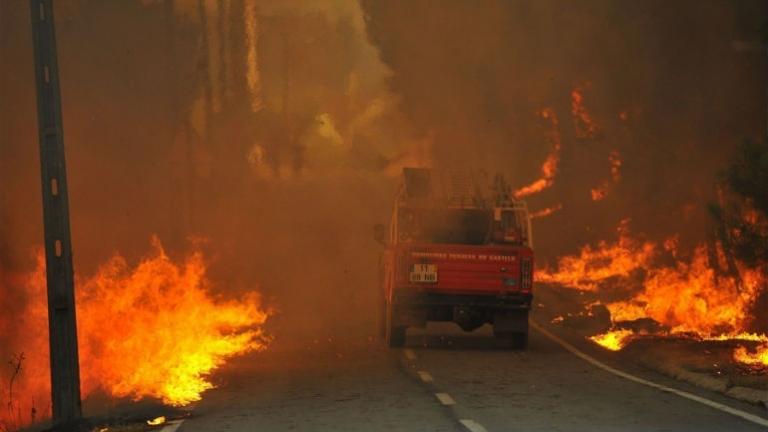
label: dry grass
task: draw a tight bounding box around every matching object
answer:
[1,353,26,432]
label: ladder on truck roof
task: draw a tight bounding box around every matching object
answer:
[401,168,496,209]
[444,169,484,208]
[398,168,534,248]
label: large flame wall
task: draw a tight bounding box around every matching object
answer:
[0,239,268,429]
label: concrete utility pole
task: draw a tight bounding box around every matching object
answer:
[29,0,82,424]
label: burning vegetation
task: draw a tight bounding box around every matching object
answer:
[0,239,269,430]
[590,151,622,202]
[570,82,600,140]
[1,0,767,428]
[536,219,655,291]
[538,196,768,368]
[589,329,635,352]
[734,343,768,366]
[77,238,269,406]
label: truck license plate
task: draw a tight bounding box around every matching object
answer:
[410,264,438,283]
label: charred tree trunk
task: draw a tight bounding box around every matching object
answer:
[708,204,743,288]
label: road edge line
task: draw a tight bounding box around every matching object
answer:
[398,349,490,432]
[531,321,768,428]
[404,348,417,360]
[159,419,185,432]
[417,370,434,383]
[459,418,489,432]
[435,392,456,406]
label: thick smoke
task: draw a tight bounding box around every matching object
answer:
[1,0,413,343]
[1,0,413,424]
[1,0,768,423]
[361,0,768,258]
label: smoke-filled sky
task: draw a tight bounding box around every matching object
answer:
[0,0,415,357]
[362,0,768,252]
[2,2,768,425]
[1,0,767,342]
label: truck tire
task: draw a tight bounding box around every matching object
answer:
[509,331,528,350]
[385,300,407,348]
[493,310,529,350]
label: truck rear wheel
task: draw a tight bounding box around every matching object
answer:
[508,332,528,350]
[493,310,529,350]
[385,300,407,348]
[387,324,406,348]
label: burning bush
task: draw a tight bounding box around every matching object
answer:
[0,238,270,429]
[538,215,768,366]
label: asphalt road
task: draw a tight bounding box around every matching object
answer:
[178,321,768,432]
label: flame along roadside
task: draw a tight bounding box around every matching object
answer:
[537,219,768,367]
[0,238,270,430]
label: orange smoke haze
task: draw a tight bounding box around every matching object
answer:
[1,7,400,428]
[0,239,269,429]
[2,3,768,428]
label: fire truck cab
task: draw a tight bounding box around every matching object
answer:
[380,168,534,348]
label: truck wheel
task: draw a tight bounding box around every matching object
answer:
[385,301,407,348]
[509,332,528,350]
[387,325,406,348]
[493,311,529,350]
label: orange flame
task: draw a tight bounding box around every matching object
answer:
[1,238,269,428]
[530,204,563,220]
[733,343,768,366]
[514,108,561,198]
[590,189,608,202]
[589,329,635,351]
[535,219,655,291]
[571,83,600,139]
[78,238,270,406]
[147,416,167,426]
[603,246,764,336]
[541,218,767,357]
[590,150,622,201]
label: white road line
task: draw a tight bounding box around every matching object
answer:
[435,392,456,406]
[459,419,488,432]
[158,420,185,432]
[531,321,768,428]
[404,348,417,361]
[417,371,434,383]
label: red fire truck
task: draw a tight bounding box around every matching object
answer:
[380,168,534,348]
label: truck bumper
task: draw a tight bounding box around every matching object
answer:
[391,291,532,330]
[393,291,532,309]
